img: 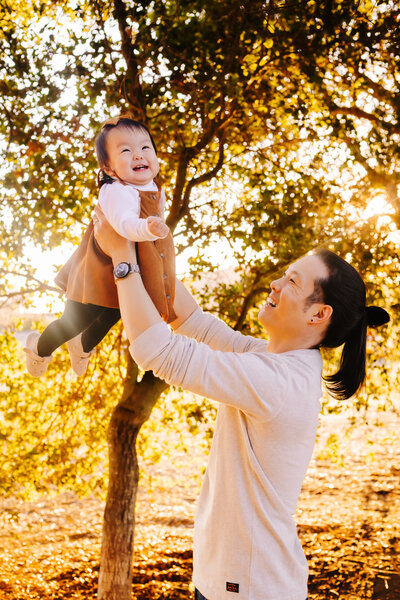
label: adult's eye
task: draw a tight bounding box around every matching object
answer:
[284,272,295,284]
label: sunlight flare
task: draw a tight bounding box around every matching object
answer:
[362,194,394,220]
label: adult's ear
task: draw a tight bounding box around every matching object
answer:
[309,304,333,324]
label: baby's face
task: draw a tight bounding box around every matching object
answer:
[104,126,159,186]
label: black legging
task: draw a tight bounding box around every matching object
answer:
[37,299,121,356]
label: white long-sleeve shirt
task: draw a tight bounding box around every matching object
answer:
[130,307,323,600]
[98,180,167,242]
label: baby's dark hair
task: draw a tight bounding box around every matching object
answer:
[95,115,157,188]
[311,249,390,401]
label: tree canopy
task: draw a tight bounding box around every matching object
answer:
[1,0,399,327]
[0,0,399,493]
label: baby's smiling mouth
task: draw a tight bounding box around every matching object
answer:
[133,164,148,171]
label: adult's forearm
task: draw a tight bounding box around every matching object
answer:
[169,279,198,330]
[93,204,197,338]
[111,246,163,342]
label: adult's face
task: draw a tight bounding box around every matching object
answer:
[258,254,331,345]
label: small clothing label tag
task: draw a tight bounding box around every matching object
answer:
[226,582,239,593]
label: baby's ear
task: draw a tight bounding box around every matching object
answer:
[103,165,115,178]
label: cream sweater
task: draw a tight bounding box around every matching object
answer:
[130,307,323,600]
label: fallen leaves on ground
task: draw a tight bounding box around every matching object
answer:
[0,412,399,599]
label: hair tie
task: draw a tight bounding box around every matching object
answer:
[365,306,390,328]
[97,169,114,189]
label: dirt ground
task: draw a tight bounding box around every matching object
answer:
[0,410,399,600]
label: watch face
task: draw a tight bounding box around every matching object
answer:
[114,262,130,278]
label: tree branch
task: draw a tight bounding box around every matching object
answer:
[168,130,226,229]
[91,0,120,79]
[0,269,62,299]
[353,68,398,110]
[234,286,269,331]
[113,0,146,121]
[331,104,396,131]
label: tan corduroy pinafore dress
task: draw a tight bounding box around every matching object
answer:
[55,187,177,323]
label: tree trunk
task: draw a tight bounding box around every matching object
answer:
[98,356,168,600]
[97,405,140,600]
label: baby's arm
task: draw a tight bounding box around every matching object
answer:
[98,182,168,241]
[147,188,170,237]
[147,216,169,238]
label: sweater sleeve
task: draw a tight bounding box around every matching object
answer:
[130,322,289,421]
[159,189,166,219]
[175,307,268,353]
[98,182,159,242]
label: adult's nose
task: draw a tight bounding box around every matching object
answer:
[270,277,282,292]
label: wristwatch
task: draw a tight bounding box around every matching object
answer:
[113,262,140,280]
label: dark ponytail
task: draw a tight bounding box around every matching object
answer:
[313,249,390,401]
[323,313,368,401]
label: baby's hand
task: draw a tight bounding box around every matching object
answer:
[147,216,169,238]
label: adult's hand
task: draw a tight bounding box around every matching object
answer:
[93,205,133,262]
[93,205,161,340]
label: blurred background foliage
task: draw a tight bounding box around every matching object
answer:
[0,0,399,498]
[0,321,219,498]
[0,318,397,499]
